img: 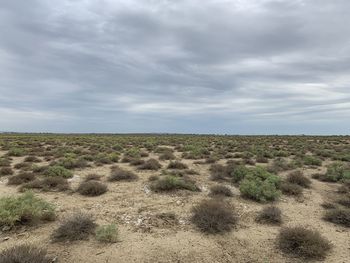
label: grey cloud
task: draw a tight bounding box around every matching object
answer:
[0,0,350,134]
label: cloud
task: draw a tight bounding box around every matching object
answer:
[0,0,349,134]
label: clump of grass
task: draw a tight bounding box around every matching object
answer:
[51,212,96,242]
[95,224,118,243]
[277,227,331,259]
[76,181,107,196]
[24,156,41,163]
[0,191,55,228]
[0,245,52,263]
[303,155,322,166]
[139,158,162,170]
[159,151,176,160]
[108,166,138,181]
[209,185,233,197]
[20,177,69,192]
[256,206,282,225]
[0,167,14,176]
[286,170,311,188]
[191,199,238,234]
[150,175,199,192]
[7,172,35,185]
[44,165,73,178]
[280,181,303,196]
[167,161,188,170]
[323,208,350,227]
[8,148,26,157]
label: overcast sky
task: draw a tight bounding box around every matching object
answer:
[1,0,350,134]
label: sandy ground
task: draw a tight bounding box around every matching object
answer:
[0,150,349,263]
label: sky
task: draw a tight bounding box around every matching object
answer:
[0,0,350,134]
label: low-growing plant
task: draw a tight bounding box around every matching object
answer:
[24,156,41,163]
[191,199,237,234]
[323,208,350,227]
[159,151,176,160]
[20,177,70,192]
[8,148,26,157]
[150,175,199,192]
[95,224,118,243]
[51,212,96,242]
[139,158,162,170]
[286,170,311,188]
[0,191,55,227]
[209,185,233,197]
[0,245,52,263]
[76,181,108,196]
[302,155,322,166]
[277,227,331,259]
[239,171,281,202]
[84,173,101,181]
[167,161,188,170]
[7,172,35,185]
[256,206,282,225]
[280,181,303,196]
[44,165,73,178]
[108,166,138,181]
[0,167,14,176]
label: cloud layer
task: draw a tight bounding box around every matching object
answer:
[1,0,350,134]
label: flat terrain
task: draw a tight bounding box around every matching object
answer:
[0,135,349,262]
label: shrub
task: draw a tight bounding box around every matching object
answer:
[20,177,69,192]
[286,171,311,188]
[239,173,281,202]
[303,155,322,166]
[0,192,55,227]
[108,167,138,181]
[0,158,11,167]
[191,199,237,234]
[209,164,227,181]
[209,185,233,197]
[7,172,35,185]
[51,212,96,242]
[277,227,331,259]
[95,224,118,243]
[322,162,350,182]
[150,175,199,192]
[0,167,14,176]
[280,181,303,196]
[0,245,52,263]
[323,208,350,227]
[256,206,282,225]
[129,158,145,166]
[44,165,73,178]
[229,165,250,183]
[24,156,41,163]
[159,151,176,160]
[139,158,162,170]
[8,148,26,157]
[76,181,107,196]
[167,161,188,170]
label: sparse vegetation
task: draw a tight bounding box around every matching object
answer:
[191,199,237,234]
[256,206,282,225]
[277,227,331,259]
[95,224,119,243]
[0,245,52,263]
[51,212,96,242]
[77,181,108,196]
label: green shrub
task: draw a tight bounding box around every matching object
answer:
[20,177,69,192]
[323,162,350,182]
[239,170,281,202]
[0,192,55,227]
[8,148,26,157]
[95,224,118,243]
[277,227,331,259]
[303,155,322,166]
[150,175,199,192]
[44,165,73,178]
